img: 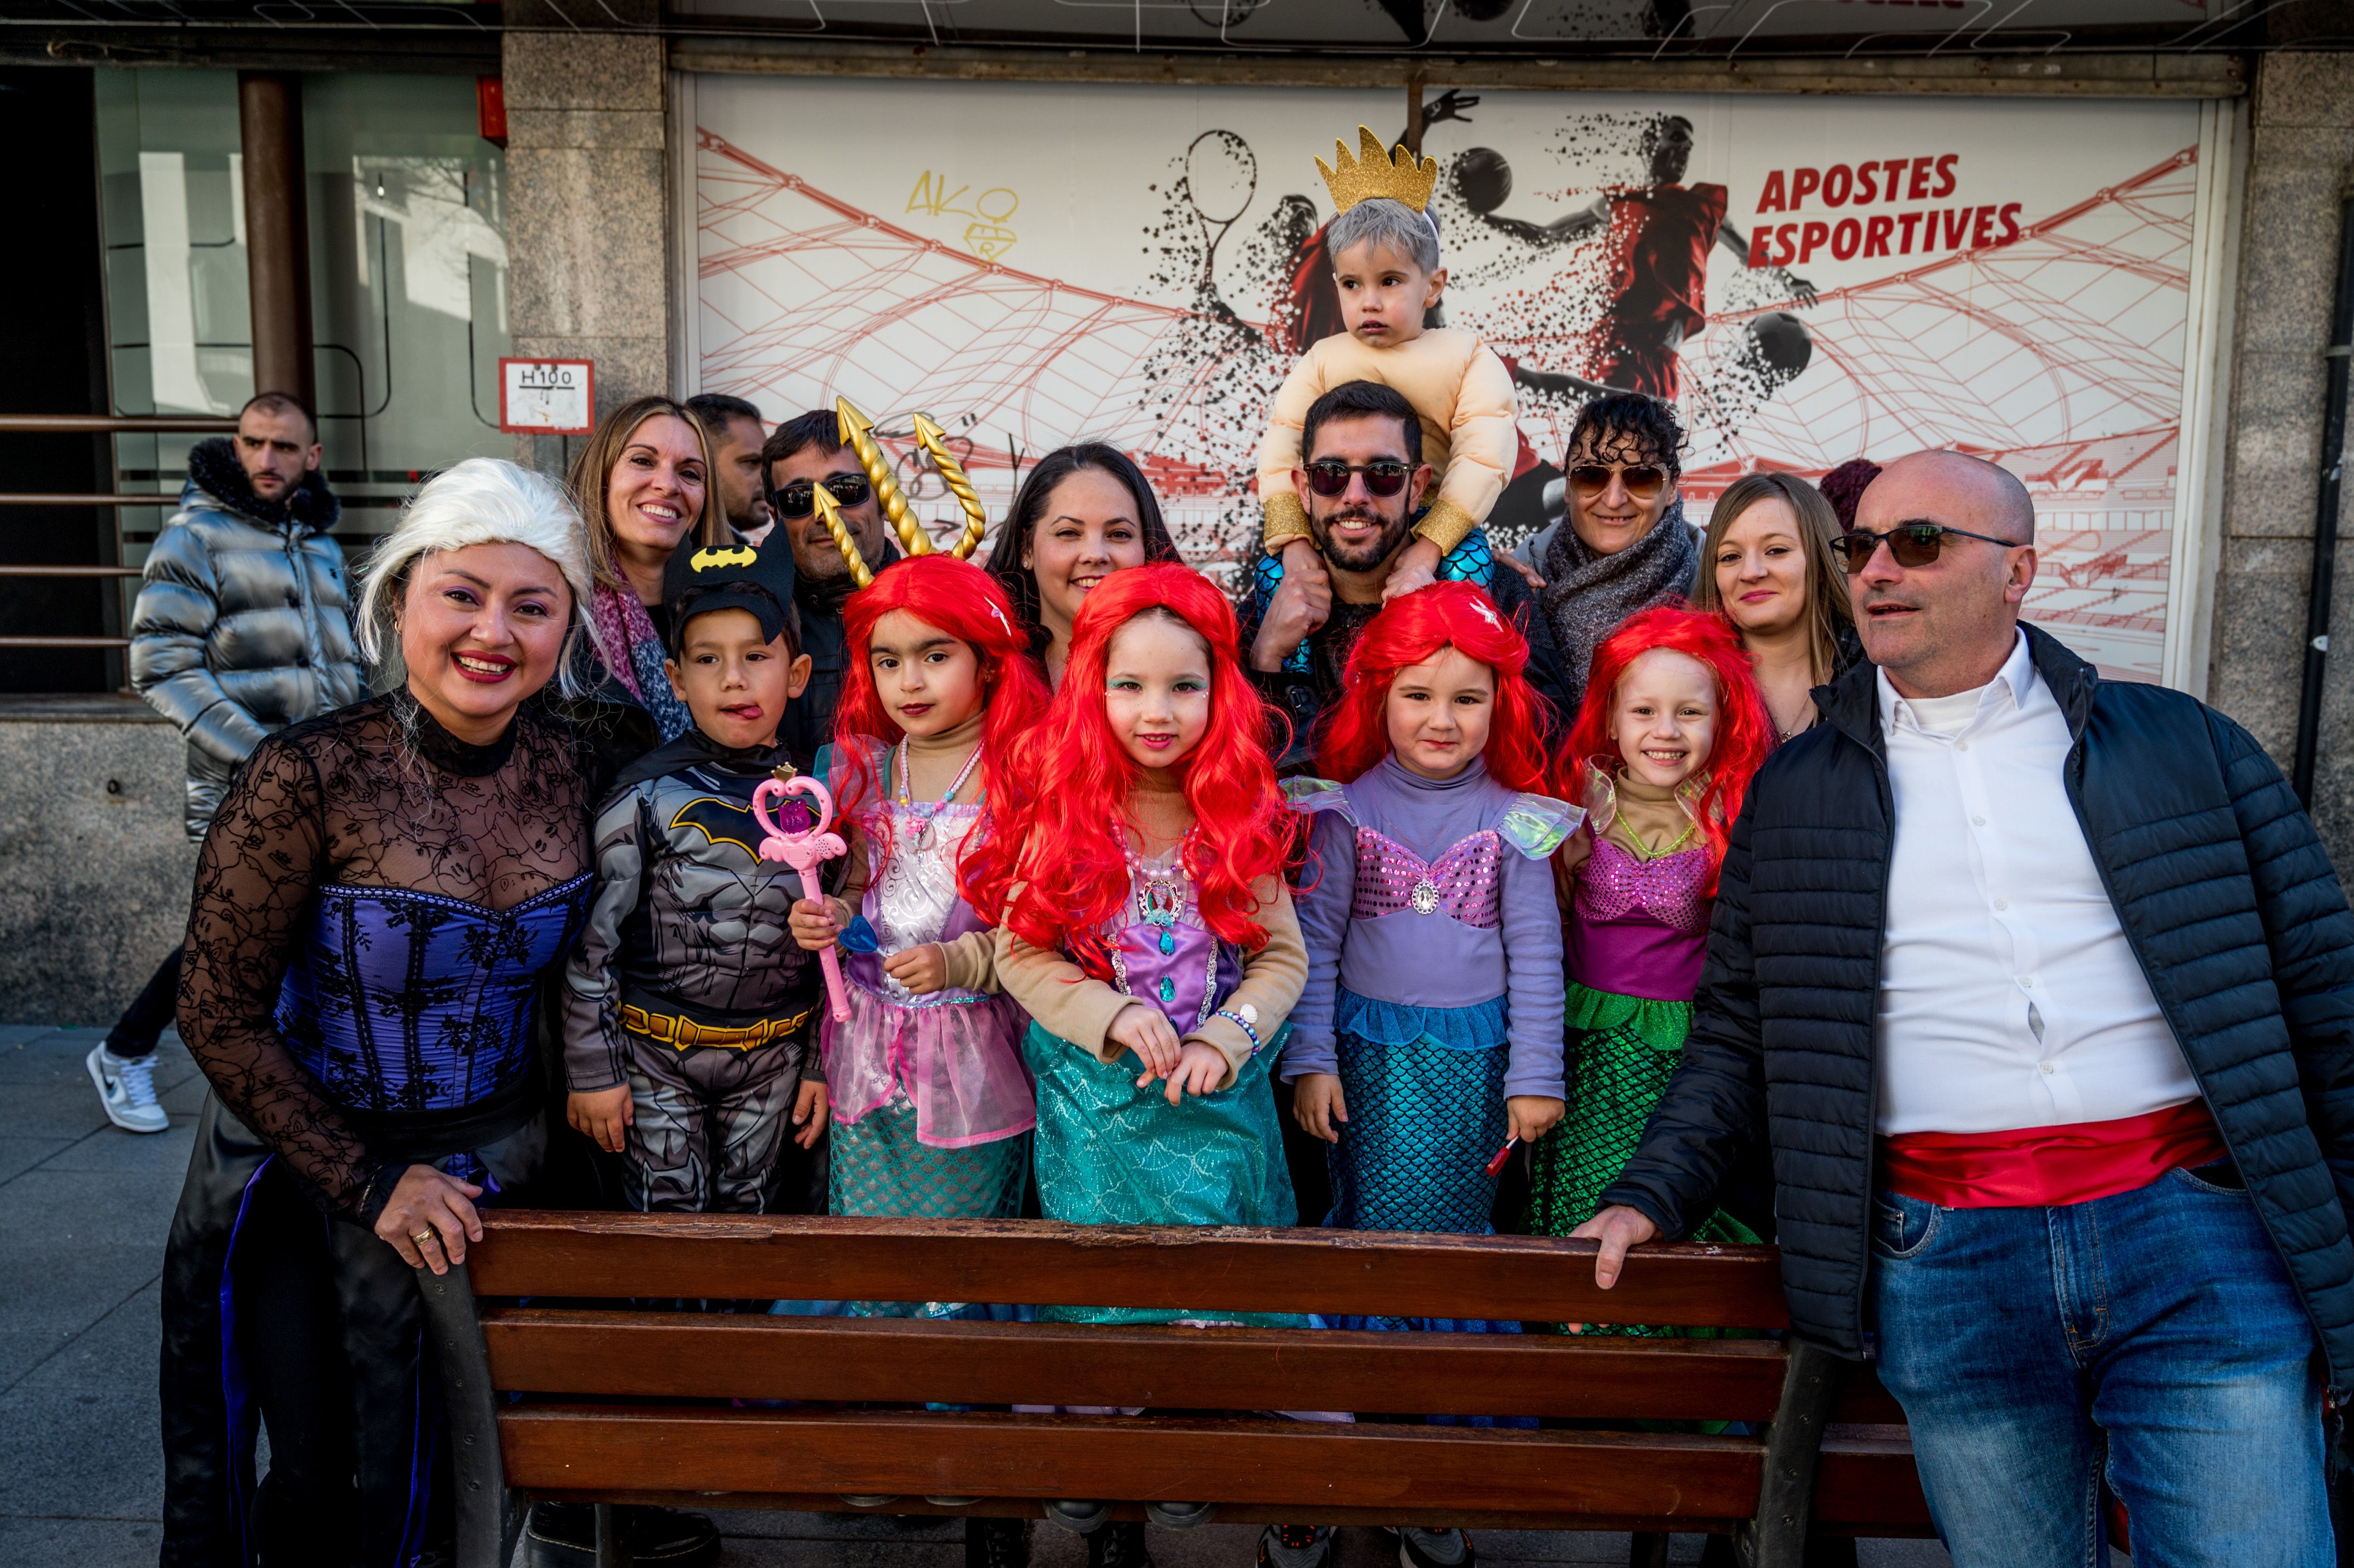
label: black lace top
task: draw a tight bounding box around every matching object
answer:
[179,691,597,1217]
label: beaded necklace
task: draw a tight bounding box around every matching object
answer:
[892,736,982,851]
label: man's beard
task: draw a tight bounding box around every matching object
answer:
[1312,504,1411,574]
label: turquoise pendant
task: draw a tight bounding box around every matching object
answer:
[1158,929,1177,956]
[1158,975,1176,1004]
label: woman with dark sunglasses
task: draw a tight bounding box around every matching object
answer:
[1522,393,1704,712]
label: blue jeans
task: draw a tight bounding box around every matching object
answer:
[1870,1165,2331,1568]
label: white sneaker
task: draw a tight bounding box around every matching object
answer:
[88,1043,168,1133]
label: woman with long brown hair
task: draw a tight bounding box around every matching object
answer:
[1692,471,1860,742]
[568,394,727,741]
[981,443,1183,688]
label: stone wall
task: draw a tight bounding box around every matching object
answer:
[2207,53,2354,868]
[502,0,671,477]
[0,701,198,1027]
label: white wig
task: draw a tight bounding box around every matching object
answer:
[358,457,609,695]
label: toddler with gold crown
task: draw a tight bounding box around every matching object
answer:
[1256,127,1520,602]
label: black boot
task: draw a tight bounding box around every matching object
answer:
[1091,1519,1153,1568]
[968,1515,1030,1568]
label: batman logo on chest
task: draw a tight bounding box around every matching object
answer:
[668,795,769,861]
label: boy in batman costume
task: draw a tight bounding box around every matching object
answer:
[560,535,831,1213]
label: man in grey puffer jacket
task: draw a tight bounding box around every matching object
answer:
[89,393,364,1133]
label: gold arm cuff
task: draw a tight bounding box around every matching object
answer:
[1261,491,1312,555]
[1414,497,1479,555]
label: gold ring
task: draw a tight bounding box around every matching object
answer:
[412,1232,436,1246]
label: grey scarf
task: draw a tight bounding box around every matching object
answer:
[1540,500,1703,714]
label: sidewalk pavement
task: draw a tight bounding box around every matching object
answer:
[0,1024,1957,1568]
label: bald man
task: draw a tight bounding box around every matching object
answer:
[1571,449,2354,1565]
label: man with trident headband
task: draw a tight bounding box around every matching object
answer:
[761,400,990,763]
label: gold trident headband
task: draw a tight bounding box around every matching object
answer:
[819,397,989,590]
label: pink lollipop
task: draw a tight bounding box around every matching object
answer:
[752,772,852,1023]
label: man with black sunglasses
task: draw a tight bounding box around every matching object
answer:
[1571,449,2354,1566]
[1240,380,1565,769]
[760,409,900,764]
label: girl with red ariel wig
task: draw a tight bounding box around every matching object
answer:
[971,560,1308,1276]
[1281,584,1581,1472]
[786,556,1051,1301]
[970,564,1325,1557]
[1525,604,1775,1303]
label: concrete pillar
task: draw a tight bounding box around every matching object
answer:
[2206,54,2354,868]
[238,72,316,409]
[501,1,671,476]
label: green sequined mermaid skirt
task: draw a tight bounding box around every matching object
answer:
[1527,982,1758,1339]
[1022,1020,1302,1327]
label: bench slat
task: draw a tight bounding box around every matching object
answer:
[469,1213,1790,1328]
[496,1407,1762,1519]
[510,1492,1936,1538]
[482,1308,1901,1422]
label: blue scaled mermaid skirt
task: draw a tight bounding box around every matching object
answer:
[1321,990,1533,1426]
[1022,1019,1303,1327]
[1325,990,1527,1326]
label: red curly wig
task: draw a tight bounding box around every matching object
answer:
[963,563,1289,978]
[1563,604,1773,887]
[1313,582,1553,792]
[832,554,1050,859]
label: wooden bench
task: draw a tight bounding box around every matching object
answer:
[420,1213,1931,1568]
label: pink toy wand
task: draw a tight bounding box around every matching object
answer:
[752,771,852,1023]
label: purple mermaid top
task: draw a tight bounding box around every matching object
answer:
[1567,835,1712,1003]
[1106,843,1245,1034]
[1283,755,1579,1100]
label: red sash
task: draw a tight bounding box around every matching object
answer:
[1879,1100,2228,1209]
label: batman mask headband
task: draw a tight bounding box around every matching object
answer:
[661,538,800,655]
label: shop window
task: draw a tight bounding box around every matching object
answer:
[95,67,513,597]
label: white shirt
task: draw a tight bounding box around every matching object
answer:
[1874,632,2201,1135]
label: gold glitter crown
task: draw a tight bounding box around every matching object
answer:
[1316,125,1439,215]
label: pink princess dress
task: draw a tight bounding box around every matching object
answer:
[812,739,1036,1317]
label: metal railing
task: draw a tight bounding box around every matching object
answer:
[1,413,234,651]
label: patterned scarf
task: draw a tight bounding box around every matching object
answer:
[1539,501,1703,714]
[588,583,694,742]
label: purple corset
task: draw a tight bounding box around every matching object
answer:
[1110,919,1243,1034]
[1350,828,1503,928]
[1567,838,1713,1003]
[1102,850,1244,1034]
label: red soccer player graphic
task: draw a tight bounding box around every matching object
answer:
[1469,113,1817,401]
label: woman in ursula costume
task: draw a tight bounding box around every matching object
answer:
[156,460,617,1568]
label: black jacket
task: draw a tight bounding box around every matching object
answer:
[1598,624,2354,1391]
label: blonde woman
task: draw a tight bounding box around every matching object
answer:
[1692,471,1859,742]
[568,395,727,741]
